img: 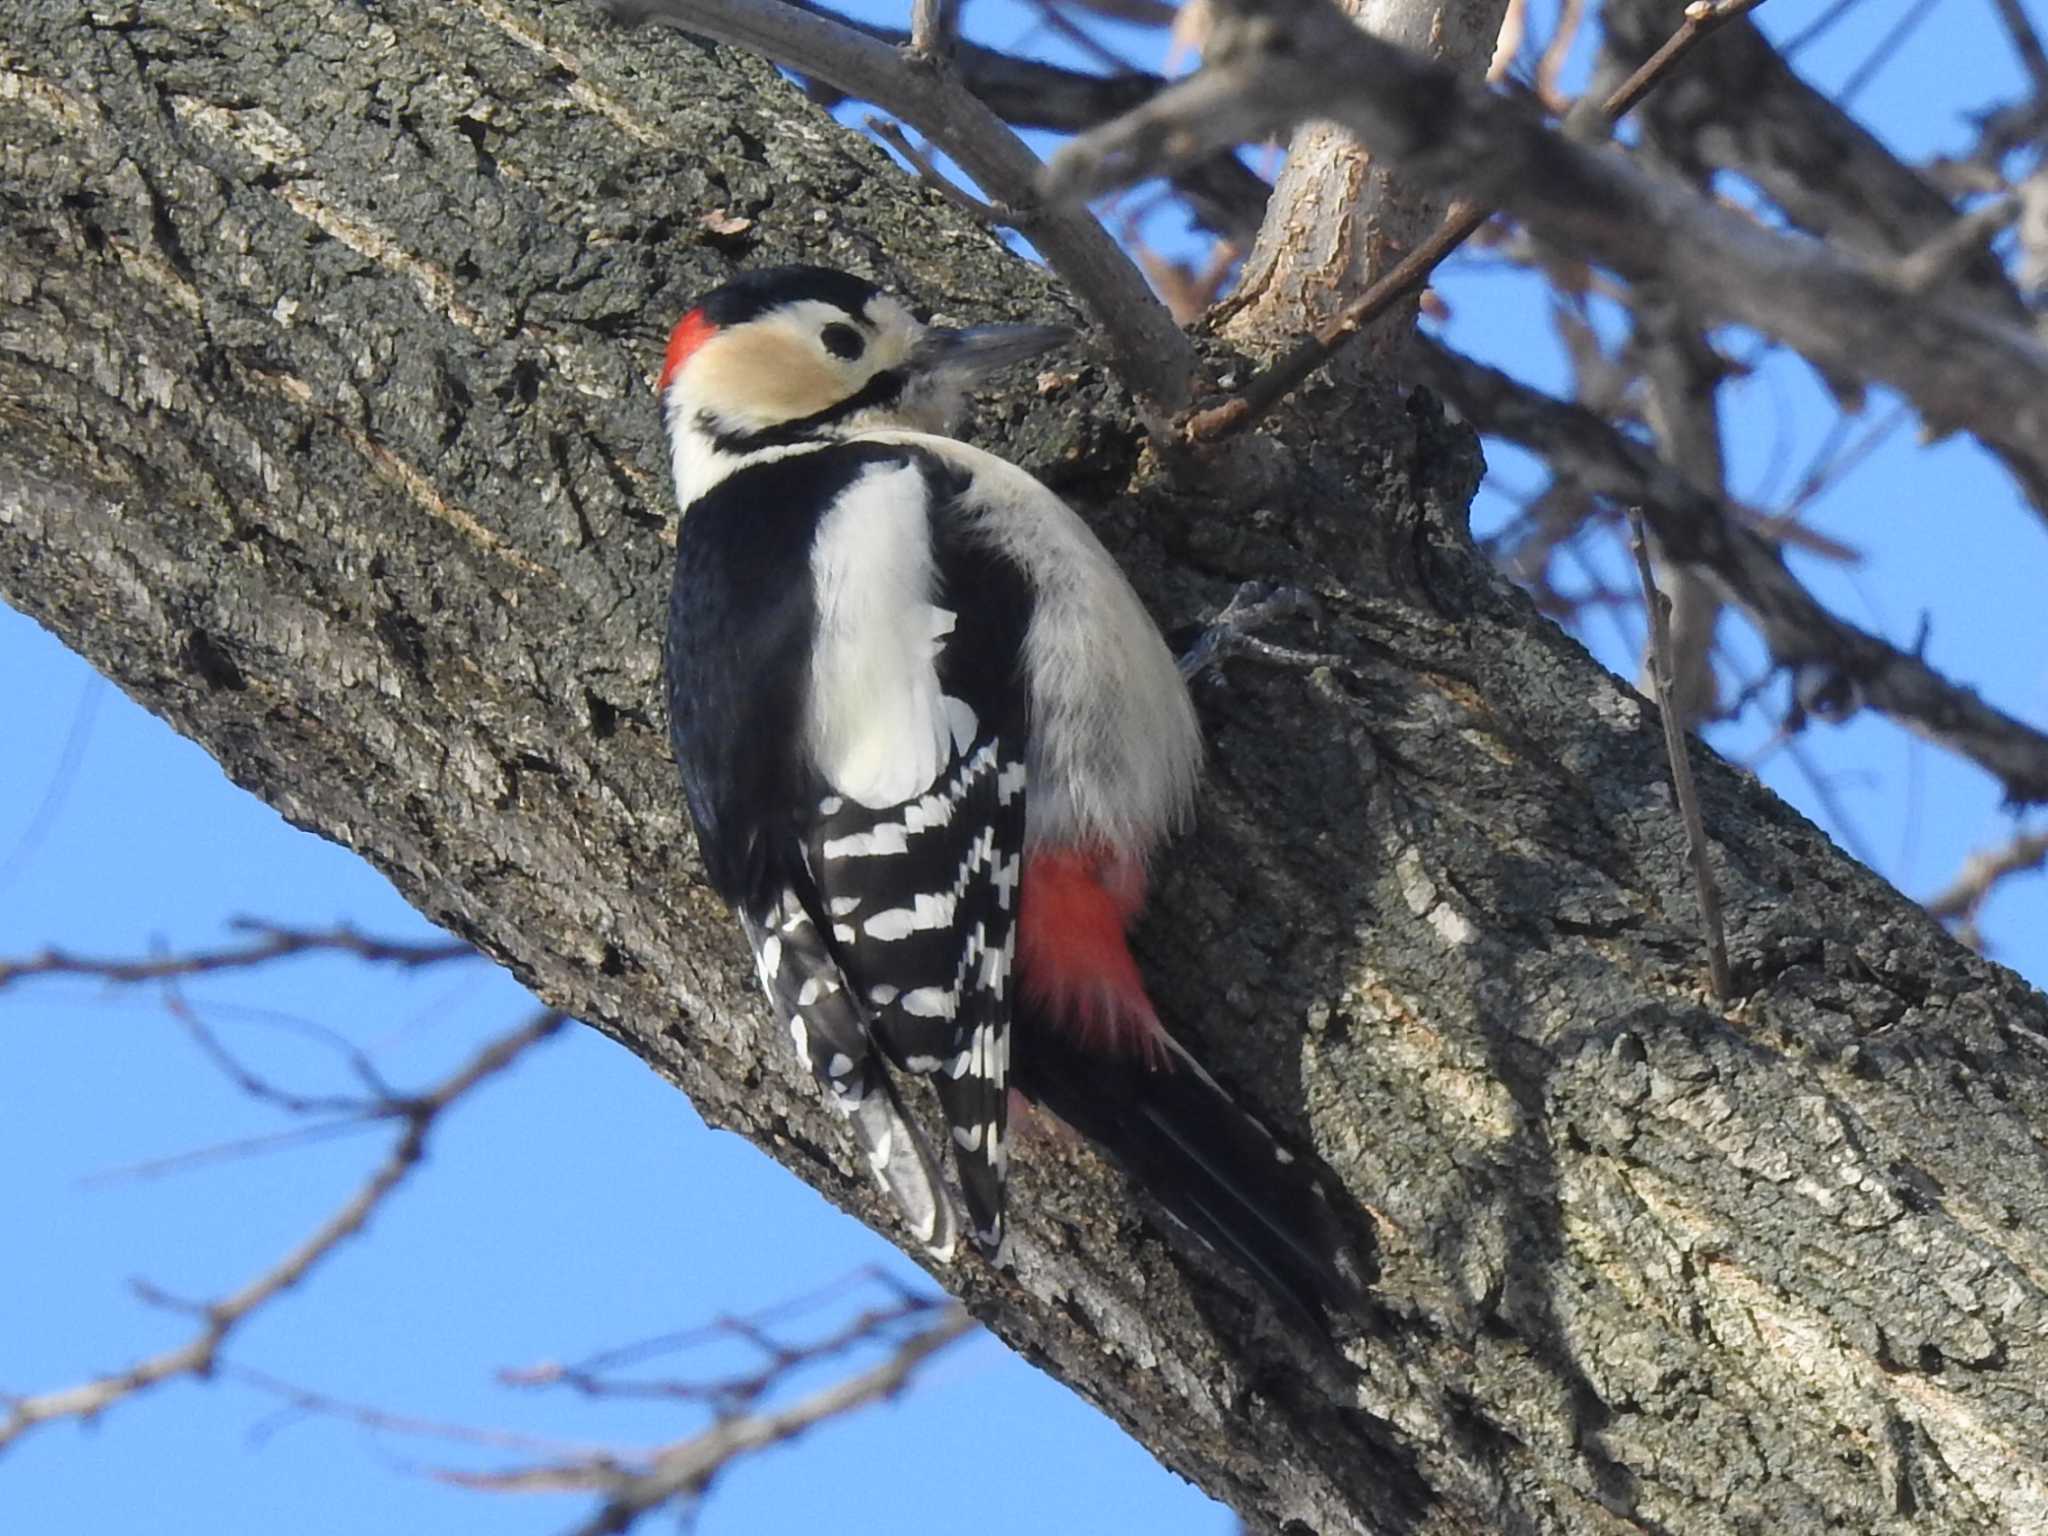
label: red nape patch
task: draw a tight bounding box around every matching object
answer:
[1016,848,1169,1065]
[657,308,715,396]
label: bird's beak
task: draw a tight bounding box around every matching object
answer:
[908,323,1077,380]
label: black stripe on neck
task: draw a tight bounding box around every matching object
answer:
[698,369,909,455]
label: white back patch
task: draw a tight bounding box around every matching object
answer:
[805,460,956,808]
[858,430,1202,854]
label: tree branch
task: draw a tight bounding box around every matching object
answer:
[1928,827,2048,950]
[0,1010,567,1452]
[1627,511,1732,1000]
[8,4,2048,1528]
[1409,335,2048,804]
[494,1306,974,1534]
[603,0,1197,412]
[1591,0,2030,318]
[1045,0,2048,512]
[0,920,476,990]
[790,0,1272,238]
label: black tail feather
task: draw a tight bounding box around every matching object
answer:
[1011,1011,1360,1327]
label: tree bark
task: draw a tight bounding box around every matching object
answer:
[1216,0,1507,369]
[5,3,2046,1532]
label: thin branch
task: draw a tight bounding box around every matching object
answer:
[0,672,101,897]
[1634,299,1732,729]
[1185,200,1489,442]
[1832,0,1939,112]
[483,1306,975,1534]
[1409,336,2048,805]
[1628,512,1733,1001]
[908,0,955,60]
[1927,827,2048,950]
[1596,0,2030,319]
[1990,0,2048,99]
[78,1117,390,1187]
[1892,194,2021,294]
[227,1363,624,1460]
[1183,0,1765,444]
[0,1010,568,1453]
[1532,0,1586,113]
[506,1292,951,1415]
[1490,0,1528,82]
[159,978,393,1117]
[867,116,1009,224]
[784,0,1273,240]
[602,0,1198,413]
[1045,0,2048,511]
[1597,0,1769,125]
[0,920,477,990]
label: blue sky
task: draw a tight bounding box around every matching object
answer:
[3,1,2044,1532]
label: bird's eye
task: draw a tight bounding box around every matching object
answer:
[820,323,866,361]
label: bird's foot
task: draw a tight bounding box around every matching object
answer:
[1176,582,1341,681]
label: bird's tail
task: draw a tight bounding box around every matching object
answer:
[1011,1009,1362,1328]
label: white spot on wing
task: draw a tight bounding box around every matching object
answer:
[900,986,958,1019]
[823,824,910,859]
[997,760,1027,805]
[943,695,979,754]
[862,892,958,941]
[993,853,1021,912]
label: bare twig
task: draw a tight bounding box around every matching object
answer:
[867,117,1008,224]
[0,1009,569,1453]
[1489,0,1528,82]
[0,920,476,990]
[1410,336,2048,806]
[1892,194,2022,295]
[1633,288,1731,729]
[1833,0,1938,112]
[504,1289,950,1415]
[1927,828,2048,950]
[604,0,1198,413]
[226,1363,622,1460]
[456,1305,975,1534]
[1597,0,2030,321]
[1185,200,1488,442]
[1628,512,1733,1001]
[1183,0,1764,444]
[1595,0,1768,126]
[907,0,955,60]
[0,672,101,897]
[1991,0,2048,99]
[787,0,1272,239]
[1532,0,1586,113]
[1045,0,2048,510]
[159,978,395,1116]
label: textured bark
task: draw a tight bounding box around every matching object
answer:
[1217,0,1507,369]
[5,3,2048,1533]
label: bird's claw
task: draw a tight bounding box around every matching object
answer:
[1176,582,1339,681]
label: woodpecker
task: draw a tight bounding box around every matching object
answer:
[660,265,1351,1318]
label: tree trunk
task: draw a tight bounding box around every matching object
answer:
[4,3,2045,1532]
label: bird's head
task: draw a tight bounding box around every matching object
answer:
[658,265,1073,501]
